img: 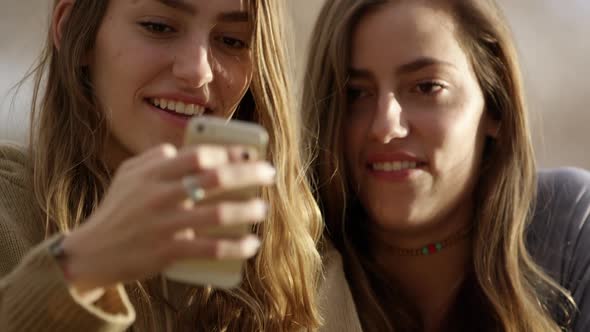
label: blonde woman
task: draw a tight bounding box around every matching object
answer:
[0,0,323,331]
[304,0,590,331]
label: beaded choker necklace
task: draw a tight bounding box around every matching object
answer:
[386,226,473,256]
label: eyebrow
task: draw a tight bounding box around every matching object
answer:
[156,0,250,22]
[157,0,196,14]
[396,57,456,75]
[348,57,456,80]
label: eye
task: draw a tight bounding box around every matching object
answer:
[414,81,447,95]
[139,21,176,34]
[217,36,249,50]
[347,87,372,101]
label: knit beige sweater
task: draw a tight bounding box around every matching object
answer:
[0,143,362,332]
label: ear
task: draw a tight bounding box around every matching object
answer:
[52,0,75,51]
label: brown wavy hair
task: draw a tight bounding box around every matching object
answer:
[302,0,575,331]
[25,0,323,330]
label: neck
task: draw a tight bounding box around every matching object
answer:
[369,214,473,331]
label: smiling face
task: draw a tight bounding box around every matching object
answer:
[89,0,254,165]
[344,1,497,237]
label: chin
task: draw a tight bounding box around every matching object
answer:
[374,217,414,231]
[370,206,427,230]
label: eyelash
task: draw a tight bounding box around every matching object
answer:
[346,81,447,104]
[414,81,447,95]
[139,21,176,34]
[139,21,248,50]
[347,87,372,101]
[216,36,249,50]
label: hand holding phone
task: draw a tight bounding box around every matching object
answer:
[163,116,269,288]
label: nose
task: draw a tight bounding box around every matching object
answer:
[172,38,214,89]
[370,92,409,143]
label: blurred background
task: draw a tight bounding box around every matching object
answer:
[1,0,588,169]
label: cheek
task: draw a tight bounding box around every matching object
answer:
[212,54,253,100]
[91,46,127,112]
[421,90,485,145]
[426,109,488,177]
[92,28,168,110]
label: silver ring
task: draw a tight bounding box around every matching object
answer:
[182,176,206,202]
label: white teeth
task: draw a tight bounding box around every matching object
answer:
[372,161,419,171]
[186,104,195,114]
[175,101,185,114]
[149,98,206,116]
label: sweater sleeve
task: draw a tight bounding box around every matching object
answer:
[530,168,590,331]
[0,144,135,331]
[0,235,135,332]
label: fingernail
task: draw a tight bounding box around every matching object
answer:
[261,201,269,214]
[257,200,269,217]
[253,237,262,249]
[246,237,262,255]
[263,164,277,179]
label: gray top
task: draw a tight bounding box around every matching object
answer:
[529,168,590,331]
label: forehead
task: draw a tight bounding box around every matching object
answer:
[124,0,249,16]
[350,1,470,70]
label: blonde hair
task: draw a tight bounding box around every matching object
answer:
[26,0,323,330]
[302,0,575,331]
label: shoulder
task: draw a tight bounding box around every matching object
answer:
[528,167,590,283]
[529,167,590,243]
[531,167,590,238]
[0,142,31,189]
[319,242,347,294]
[528,168,590,329]
[317,242,364,332]
[537,167,590,199]
[0,142,43,269]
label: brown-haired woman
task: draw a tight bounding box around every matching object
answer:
[303,0,590,331]
[0,0,323,331]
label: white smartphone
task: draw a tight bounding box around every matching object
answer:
[163,116,269,288]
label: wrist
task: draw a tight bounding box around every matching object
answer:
[51,232,97,293]
[49,235,114,305]
[49,234,73,281]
